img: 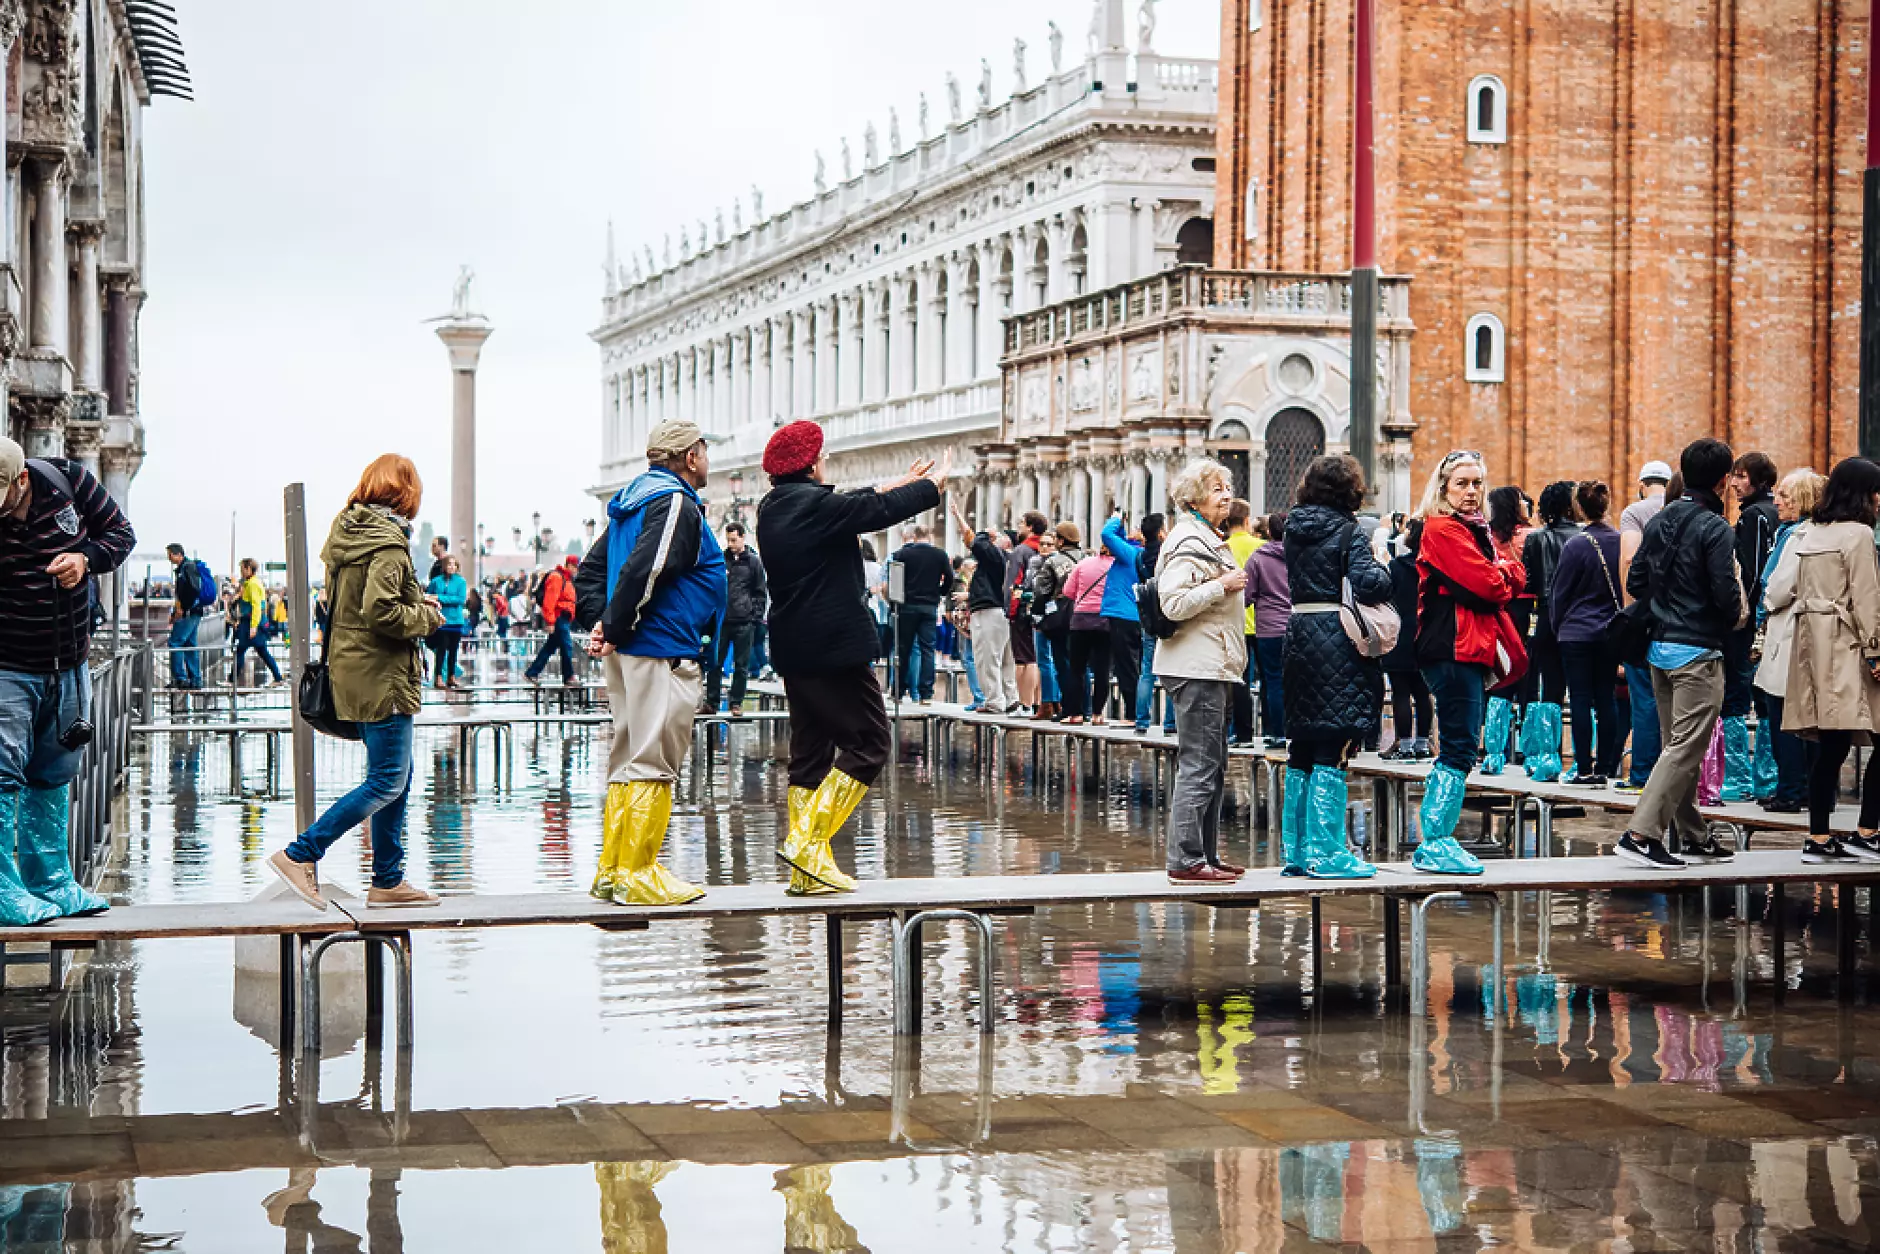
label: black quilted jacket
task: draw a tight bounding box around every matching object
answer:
[1281,505,1394,738]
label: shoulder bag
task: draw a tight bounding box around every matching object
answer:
[1606,507,1696,667]
[1138,538,1230,642]
[297,569,362,741]
[1338,520,1401,659]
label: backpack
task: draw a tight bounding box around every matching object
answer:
[1136,540,1231,641]
[181,559,215,612]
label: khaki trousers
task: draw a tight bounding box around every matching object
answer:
[604,653,701,785]
[1634,657,1723,845]
[970,608,1019,714]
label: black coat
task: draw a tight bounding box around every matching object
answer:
[1734,490,1779,603]
[1281,504,1393,738]
[1380,537,1422,674]
[1625,490,1744,653]
[755,475,940,675]
[723,549,767,625]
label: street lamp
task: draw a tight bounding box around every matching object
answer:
[727,469,748,528]
[583,518,597,551]
[475,522,486,585]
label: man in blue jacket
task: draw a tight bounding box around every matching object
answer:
[575,419,726,906]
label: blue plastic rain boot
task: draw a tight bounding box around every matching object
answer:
[1479,697,1513,775]
[1280,767,1311,875]
[18,785,107,917]
[1751,715,1778,800]
[1302,768,1376,879]
[1719,715,1753,803]
[1412,763,1485,875]
[1522,703,1563,782]
[0,791,59,927]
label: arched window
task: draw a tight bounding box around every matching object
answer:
[1465,313,1505,383]
[1467,75,1507,144]
[1176,217,1214,266]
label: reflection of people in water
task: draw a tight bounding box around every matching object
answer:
[594,1162,869,1253]
[0,1184,71,1246]
[263,1168,405,1254]
[776,1166,869,1252]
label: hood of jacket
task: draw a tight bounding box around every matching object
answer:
[322,504,412,570]
[1283,504,1349,550]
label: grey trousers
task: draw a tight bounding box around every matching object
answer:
[1633,658,1724,846]
[1168,677,1232,870]
[969,608,1019,714]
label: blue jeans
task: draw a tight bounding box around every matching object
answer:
[962,637,985,706]
[233,621,281,682]
[168,615,202,688]
[284,714,414,889]
[895,605,939,700]
[526,618,574,681]
[0,665,92,790]
[1134,629,1176,732]
[1036,626,1060,704]
[1625,662,1660,785]
[1253,636,1286,738]
[1421,659,1488,775]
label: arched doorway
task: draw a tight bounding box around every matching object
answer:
[1176,217,1215,266]
[1208,419,1253,499]
[1263,408,1325,508]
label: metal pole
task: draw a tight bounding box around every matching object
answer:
[1348,0,1379,491]
[1864,0,1880,458]
[284,485,317,832]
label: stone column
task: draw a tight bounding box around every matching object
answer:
[1047,217,1072,304]
[769,317,788,421]
[29,157,66,355]
[435,315,494,563]
[104,280,132,414]
[729,332,748,430]
[1085,461,1106,546]
[977,241,1004,378]
[1068,461,1089,540]
[1148,454,1168,516]
[1034,467,1053,518]
[1091,198,1133,290]
[868,285,891,402]
[749,324,770,427]
[945,255,972,386]
[835,292,857,409]
[985,474,1005,531]
[791,310,813,417]
[886,275,911,397]
[922,263,947,390]
[69,221,103,391]
[1127,459,1148,521]
[817,301,840,413]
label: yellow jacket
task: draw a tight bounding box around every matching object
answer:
[238,576,266,630]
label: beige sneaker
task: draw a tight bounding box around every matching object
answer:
[268,851,327,911]
[367,882,442,909]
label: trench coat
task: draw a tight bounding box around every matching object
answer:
[1780,519,1880,741]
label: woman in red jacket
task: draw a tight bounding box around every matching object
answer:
[1412,450,1526,874]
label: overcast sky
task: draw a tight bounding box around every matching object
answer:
[136,0,1218,571]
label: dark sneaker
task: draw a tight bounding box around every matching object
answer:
[1379,740,1417,761]
[1759,798,1806,813]
[1567,773,1608,789]
[1678,835,1735,864]
[1611,779,1645,795]
[1803,838,1859,864]
[1842,833,1880,862]
[1616,832,1684,869]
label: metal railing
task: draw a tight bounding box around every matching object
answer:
[70,639,150,888]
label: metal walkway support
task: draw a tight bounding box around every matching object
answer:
[1408,890,1504,1018]
[891,908,995,1036]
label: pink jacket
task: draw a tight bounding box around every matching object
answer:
[1063,554,1114,619]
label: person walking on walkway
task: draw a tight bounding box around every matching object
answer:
[425,553,468,688]
[1032,523,1082,718]
[1412,450,1525,875]
[757,420,948,895]
[1379,520,1433,760]
[1517,482,1579,780]
[890,523,952,705]
[1242,511,1292,748]
[1616,438,1746,869]
[1770,457,1880,863]
[1280,455,1391,879]
[1479,486,1532,772]
[704,521,766,717]
[1723,452,1782,802]
[954,507,1019,715]
[1753,467,1826,814]
[1156,460,1249,883]
[1614,461,1673,792]
[524,555,579,687]
[231,558,284,687]
[1550,481,1625,786]
[572,420,727,906]
[0,436,132,925]
[1061,542,1115,724]
[269,454,443,911]
[166,543,209,690]
[1098,515,1145,725]
[1008,513,1046,715]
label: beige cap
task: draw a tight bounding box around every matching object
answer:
[646,420,707,459]
[0,435,21,486]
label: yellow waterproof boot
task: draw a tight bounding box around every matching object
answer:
[777,770,865,893]
[596,1161,677,1254]
[774,1165,867,1253]
[611,781,705,906]
[785,785,840,897]
[591,784,632,901]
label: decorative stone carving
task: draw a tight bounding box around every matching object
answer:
[1020,372,1047,428]
[1166,344,1182,401]
[1070,357,1098,412]
[1138,0,1159,53]
[21,0,81,147]
[1013,38,1027,93]
[1048,21,1063,72]
[1128,351,1157,403]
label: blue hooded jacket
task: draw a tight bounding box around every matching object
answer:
[603,467,726,660]
[1098,516,1143,623]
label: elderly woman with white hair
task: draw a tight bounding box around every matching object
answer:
[1155,458,1250,882]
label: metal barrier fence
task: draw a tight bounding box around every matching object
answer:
[69,639,152,888]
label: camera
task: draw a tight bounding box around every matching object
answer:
[58,717,93,751]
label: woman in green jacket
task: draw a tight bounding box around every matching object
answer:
[269,454,443,911]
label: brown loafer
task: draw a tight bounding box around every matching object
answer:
[1168,864,1242,883]
[1209,858,1248,876]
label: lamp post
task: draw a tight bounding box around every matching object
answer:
[727,469,748,529]
[1862,0,1880,458]
[474,522,485,585]
[1348,0,1379,498]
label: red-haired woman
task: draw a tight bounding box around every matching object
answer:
[269,455,444,911]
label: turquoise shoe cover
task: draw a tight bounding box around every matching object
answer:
[1413,764,1484,875]
[1280,767,1310,874]
[0,791,58,926]
[1479,697,1513,775]
[1719,715,1753,803]
[1414,1139,1465,1233]
[18,784,108,917]
[1751,715,1778,799]
[1522,703,1562,781]
[1303,767,1375,879]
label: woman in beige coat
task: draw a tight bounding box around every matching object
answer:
[1156,458,1248,882]
[1781,457,1880,863]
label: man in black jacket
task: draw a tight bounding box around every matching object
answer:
[704,522,766,717]
[1617,438,1746,869]
[953,507,1017,715]
[889,523,952,704]
[1721,451,1780,802]
[755,421,949,895]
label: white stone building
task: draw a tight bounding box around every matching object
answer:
[593,1,1216,544]
[0,0,186,515]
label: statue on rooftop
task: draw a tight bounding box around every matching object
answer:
[449,266,475,319]
[946,73,962,123]
[1049,21,1064,72]
[863,121,879,167]
[1138,0,1158,52]
[977,59,993,110]
[752,184,764,219]
[919,93,930,138]
[841,137,853,180]
[1013,39,1027,92]
[814,151,827,193]
[889,108,901,153]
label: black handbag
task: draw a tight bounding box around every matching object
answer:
[297,593,361,741]
[1606,507,1695,667]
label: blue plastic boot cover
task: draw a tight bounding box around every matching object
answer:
[1414,1139,1466,1233]
[1303,768,1376,879]
[0,791,58,926]
[1719,715,1753,803]
[1412,763,1485,875]
[1479,697,1512,775]
[1281,768,1311,875]
[1523,703,1563,782]
[17,784,107,917]
[1751,715,1778,799]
